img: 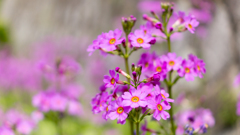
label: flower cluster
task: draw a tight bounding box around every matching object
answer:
[175,108,215,135]
[91,67,174,124]
[87,16,156,56]
[88,2,213,135]
[0,109,40,135]
[32,57,83,122]
[33,89,82,116]
[138,52,206,82]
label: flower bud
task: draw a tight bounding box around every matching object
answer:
[131,63,136,72]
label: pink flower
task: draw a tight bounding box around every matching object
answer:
[91,92,109,114]
[68,100,82,116]
[155,86,174,103]
[129,29,154,48]
[31,111,44,123]
[32,92,51,112]
[161,53,182,71]
[152,58,167,81]
[100,29,123,51]
[103,70,119,89]
[50,93,68,112]
[148,95,171,121]
[0,126,14,135]
[122,88,148,108]
[16,120,35,135]
[188,54,206,78]
[87,34,105,56]
[185,16,199,33]
[234,73,240,87]
[178,60,196,81]
[108,98,131,124]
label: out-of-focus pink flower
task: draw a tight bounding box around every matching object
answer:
[234,73,240,87]
[31,111,44,123]
[16,120,35,135]
[50,93,68,112]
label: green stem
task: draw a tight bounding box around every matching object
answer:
[168,85,175,135]
[58,117,62,135]
[124,33,134,135]
[136,122,140,135]
[167,36,171,52]
[166,35,175,135]
[124,57,131,86]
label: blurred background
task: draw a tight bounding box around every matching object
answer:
[0,0,240,135]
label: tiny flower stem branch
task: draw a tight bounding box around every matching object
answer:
[139,109,150,122]
[172,76,181,85]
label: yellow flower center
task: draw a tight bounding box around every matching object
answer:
[145,62,149,67]
[187,127,193,132]
[106,106,109,112]
[109,38,116,45]
[131,96,139,103]
[161,94,166,99]
[156,66,162,72]
[110,78,115,84]
[188,24,193,29]
[117,107,124,114]
[157,104,163,111]
[144,30,147,35]
[169,61,175,66]
[137,38,144,44]
[197,65,201,71]
[204,123,209,128]
[185,67,190,73]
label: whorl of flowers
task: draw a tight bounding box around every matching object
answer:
[87,2,213,135]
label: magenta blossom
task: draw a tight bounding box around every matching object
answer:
[155,86,174,103]
[185,16,199,33]
[50,93,68,112]
[91,92,109,114]
[178,60,196,81]
[103,70,119,89]
[68,100,82,116]
[122,88,148,108]
[152,58,167,81]
[16,120,35,135]
[188,54,206,78]
[108,98,132,124]
[148,95,171,121]
[161,53,182,71]
[100,29,123,51]
[87,33,105,56]
[138,52,158,73]
[129,29,155,48]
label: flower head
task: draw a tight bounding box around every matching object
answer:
[50,93,68,112]
[152,58,167,80]
[148,95,171,121]
[188,54,206,78]
[161,52,182,71]
[122,88,148,108]
[178,60,196,81]
[129,29,155,48]
[108,98,131,124]
[185,16,199,33]
[100,29,123,51]
[103,70,119,89]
